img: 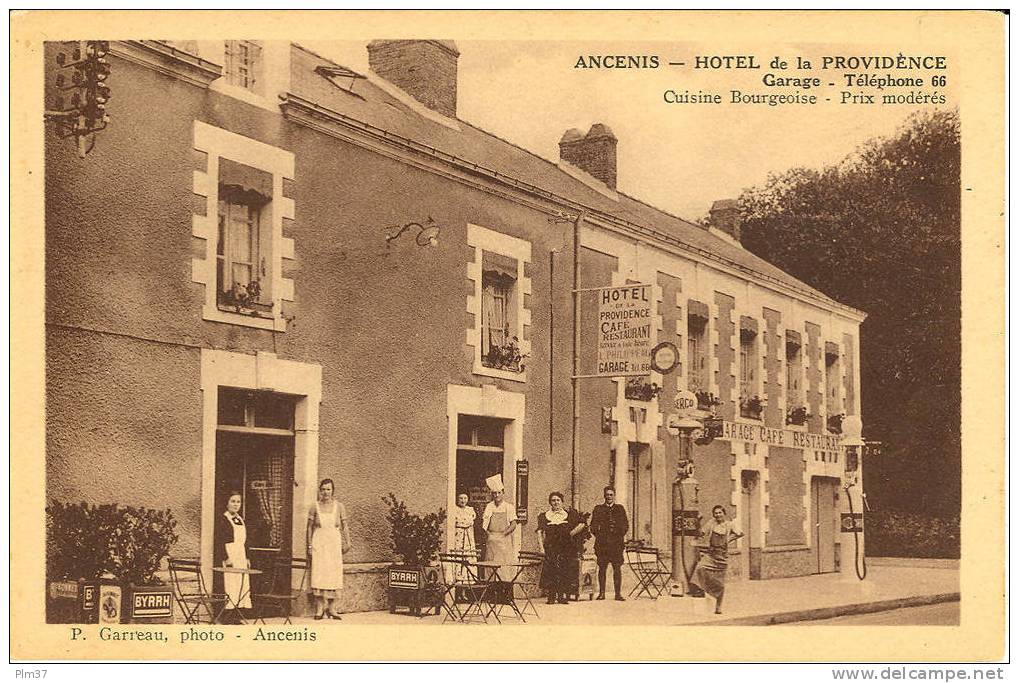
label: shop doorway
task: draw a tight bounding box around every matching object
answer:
[626,442,653,544]
[454,415,506,558]
[810,476,839,574]
[214,388,297,592]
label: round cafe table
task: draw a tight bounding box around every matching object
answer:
[212,566,263,624]
[474,561,532,623]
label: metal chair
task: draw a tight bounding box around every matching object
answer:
[516,550,544,618]
[167,557,228,624]
[625,543,671,599]
[250,556,309,624]
[438,551,491,624]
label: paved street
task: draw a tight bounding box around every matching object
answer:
[268,558,959,627]
[805,601,959,625]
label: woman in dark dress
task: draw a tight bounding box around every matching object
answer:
[536,491,585,605]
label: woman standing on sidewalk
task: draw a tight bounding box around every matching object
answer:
[689,505,743,614]
[536,491,585,604]
[306,478,352,620]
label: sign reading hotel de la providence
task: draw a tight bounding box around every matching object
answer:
[596,284,653,376]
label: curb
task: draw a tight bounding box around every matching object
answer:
[696,592,961,626]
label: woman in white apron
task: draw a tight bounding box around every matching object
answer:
[306,478,351,619]
[214,492,251,624]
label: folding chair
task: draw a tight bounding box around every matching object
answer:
[625,543,671,599]
[250,556,309,624]
[438,551,491,624]
[516,550,544,619]
[168,557,228,624]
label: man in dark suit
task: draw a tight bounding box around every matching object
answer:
[590,486,629,601]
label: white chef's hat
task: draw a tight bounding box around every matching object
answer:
[485,474,505,492]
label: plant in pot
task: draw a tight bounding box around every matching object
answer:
[786,405,810,426]
[45,501,178,624]
[46,501,116,623]
[695,391,722,412]
[382,493,446,617]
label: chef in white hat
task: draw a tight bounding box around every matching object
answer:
[482,474,517,566]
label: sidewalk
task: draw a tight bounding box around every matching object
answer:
[269,558,959,627]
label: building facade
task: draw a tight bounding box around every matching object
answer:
[45,39,866,612]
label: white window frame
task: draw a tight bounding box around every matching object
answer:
[466,224,531,383]
[193,121,295,331]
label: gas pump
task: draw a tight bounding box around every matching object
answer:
[840,415,867,580]
[666,389,722,597]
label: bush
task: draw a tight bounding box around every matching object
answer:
[864,509,959,559]
[46,501,179,584]
[381,493,445,567]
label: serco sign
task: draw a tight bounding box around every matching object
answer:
[673,390,698,417]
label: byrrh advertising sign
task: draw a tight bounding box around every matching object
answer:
[596,284,653,376]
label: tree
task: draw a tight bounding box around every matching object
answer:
[728,110,960,519]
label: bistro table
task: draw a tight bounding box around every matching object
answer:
[212,566,263,624]
[473,561,533,623]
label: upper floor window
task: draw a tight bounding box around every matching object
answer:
[481,252,521,372]
[225,40,262,93]
[739,317,762,419]
[785,332,806,425]
[825,342,842,430]
[687,306,709,393]
[215,159,273,316]
[466,224,531,382]
[192,121,295,332]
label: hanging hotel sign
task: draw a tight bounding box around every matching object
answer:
[596,284,653,377]
[718,420,843,454]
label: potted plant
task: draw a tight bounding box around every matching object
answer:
[786,405,810,426]
[827,413,845,434]
[625,377,662,402]
[482,336,528,372]
[695,391,721,412]
[45,501,178,624]
[217,279,274,318]
[740,395,766,420]
[46,501,116,623]
[382,493,446,617]
[107,505,179,624]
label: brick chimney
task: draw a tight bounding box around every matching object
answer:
[367,40,459,118]
[559,123,618,189]
[709,199,742,243]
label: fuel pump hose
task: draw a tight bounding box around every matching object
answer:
[846,486,868,580]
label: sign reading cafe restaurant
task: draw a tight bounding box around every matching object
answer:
[721,420,844,456]
[596,284,653,377]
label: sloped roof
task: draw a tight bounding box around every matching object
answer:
[289,44,853,313]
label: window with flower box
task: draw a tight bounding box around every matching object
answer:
[192,121,295,332]
[825,342,843,432]
[785,331,807,425]
[739,316,763,419]
[481,252,523,372]
[686,301,709,393]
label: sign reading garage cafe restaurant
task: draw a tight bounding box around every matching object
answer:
[721,420,843,457]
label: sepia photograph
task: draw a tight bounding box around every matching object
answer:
[10,9,1005,665]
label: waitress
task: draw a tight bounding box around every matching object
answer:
[213,491,251,624]
[481,474,517,567]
